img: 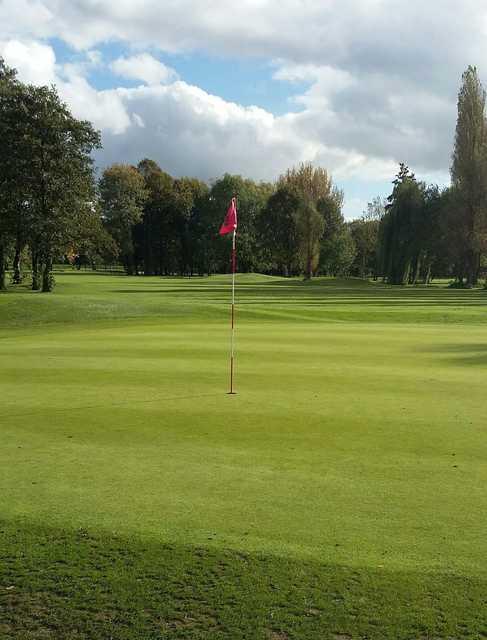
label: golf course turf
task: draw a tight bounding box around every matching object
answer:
[1,272,486,639]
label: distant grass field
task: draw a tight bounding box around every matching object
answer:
[1,272,487,639]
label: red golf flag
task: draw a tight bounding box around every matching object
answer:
[219,198,237,235]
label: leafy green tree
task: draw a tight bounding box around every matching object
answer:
[199,174,272,275]
[295,200,324,278]
[349,198,384,278]
[279,163,339,278]
[408,185,444,284]
[28,86,101,291]
[100,164,148,275]
[136,159,173,275]
[136,163,209,276]
[0,59,101,291]
[318,189,356,276]
[258,185,300,276]
[70,204,119,270]
[170,177,209,276]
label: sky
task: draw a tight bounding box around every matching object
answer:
[1,1,486,219]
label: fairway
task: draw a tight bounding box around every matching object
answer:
[1,273,487,639]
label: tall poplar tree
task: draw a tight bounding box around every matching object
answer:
[451,66,487,285]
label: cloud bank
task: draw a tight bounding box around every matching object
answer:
[2,0,485,210]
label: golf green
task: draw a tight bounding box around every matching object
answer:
[1,273,486,638]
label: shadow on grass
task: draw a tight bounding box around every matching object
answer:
[421,342,487,366]
[1,520,485,639]
[424,343,487,353]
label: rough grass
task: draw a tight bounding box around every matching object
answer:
[1,271,487,638]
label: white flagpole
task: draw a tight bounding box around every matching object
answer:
[229,227,236,394]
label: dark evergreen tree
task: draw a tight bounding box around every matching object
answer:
[379,164,425,285]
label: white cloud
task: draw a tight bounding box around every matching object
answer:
[0,0,54,41]
[275,63,357,112]
[0,40,131,135]
[59,74,131,135]
[94,81,400,183]
[110,54,178,85]
[3,0,486,74]
[0,39,57,85]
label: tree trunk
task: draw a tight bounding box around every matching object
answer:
[305,239,313,280]
[472,251,481,286]
[466,249,476,286]
[12,243,22,284]
[124,253,135,276]
[0,243,6,291]
[144,214,155,276]
[41,255,53,292]
[403,262,411,285]
[32,250,41,290]
[305,257,312,279]
[412,254,421,285]
[423,262,432,285]
[455,258,464,285]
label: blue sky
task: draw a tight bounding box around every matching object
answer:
[51,38,307,113]
[2,0,473,218]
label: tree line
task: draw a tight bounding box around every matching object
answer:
[98,161,358,280]
[1,57,487,290]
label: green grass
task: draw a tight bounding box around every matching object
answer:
[1,272,487,638]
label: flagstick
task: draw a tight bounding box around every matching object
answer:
[229,228,237,394]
